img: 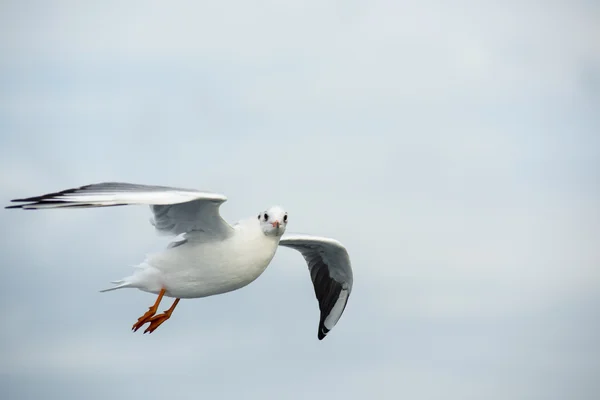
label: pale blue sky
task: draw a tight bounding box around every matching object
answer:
[1,1,599,399]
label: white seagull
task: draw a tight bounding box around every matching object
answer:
[6,182,353,340]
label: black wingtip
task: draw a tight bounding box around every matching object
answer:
[5,200,27,209]
[6,186,81,205]
[318,326,329,340]
[5,201,127,210]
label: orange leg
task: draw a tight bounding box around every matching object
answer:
[143,298,181,334]
[131,288,166,332]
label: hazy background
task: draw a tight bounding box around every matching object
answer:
[1,1,598,399]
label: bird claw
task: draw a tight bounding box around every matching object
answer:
[143,313,171,334]
[131,292,179,334]
[131,307,157,332]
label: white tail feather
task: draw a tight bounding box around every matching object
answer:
[99,280,132,292]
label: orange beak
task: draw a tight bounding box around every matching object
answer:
[272,220,280,228]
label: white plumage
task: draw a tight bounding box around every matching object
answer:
[7,182,353,340]
[103,216,280,298]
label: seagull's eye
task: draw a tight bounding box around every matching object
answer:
[263,213,269,221]
[283,214,288,222]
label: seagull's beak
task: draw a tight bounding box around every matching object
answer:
[272,221,280,228]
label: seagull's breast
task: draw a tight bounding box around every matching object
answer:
[146,221,279,298]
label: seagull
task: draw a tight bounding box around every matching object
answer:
[6,182,353,340]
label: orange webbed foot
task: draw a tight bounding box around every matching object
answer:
[143,312,171,334]
[131,288,166,332]
[132,306,158,332]
[137,298,180,334]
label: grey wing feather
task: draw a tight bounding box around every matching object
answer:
[150,199,231,237]
[279,234,353,340]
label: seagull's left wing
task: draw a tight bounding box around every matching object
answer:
[6,182,233,239]
[279,234,353,340]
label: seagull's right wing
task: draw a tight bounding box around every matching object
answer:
[6,182,234,239]
[279,234,353,340]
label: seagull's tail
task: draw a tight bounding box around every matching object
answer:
[99,262,162,293]
[99,279,132,292]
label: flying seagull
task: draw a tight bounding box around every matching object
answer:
[6,182,353,340]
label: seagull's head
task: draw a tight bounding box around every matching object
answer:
[258,206,288,237]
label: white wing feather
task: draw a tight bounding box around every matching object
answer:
[279,234,353,340]
[7,182,233,239]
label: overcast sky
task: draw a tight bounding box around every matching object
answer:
[1,1,599,399]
